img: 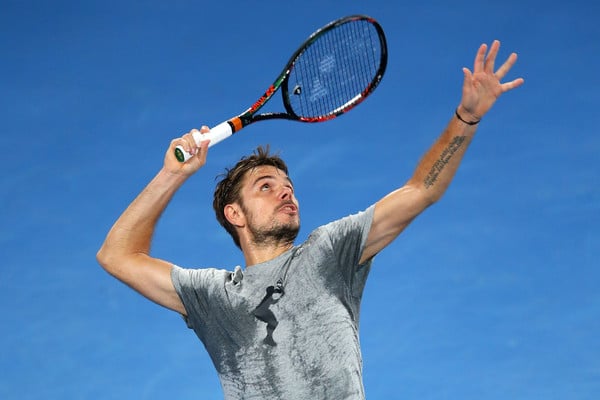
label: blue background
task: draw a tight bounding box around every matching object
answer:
[1,0,598,398]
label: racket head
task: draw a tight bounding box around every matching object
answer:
[281,15,388,122]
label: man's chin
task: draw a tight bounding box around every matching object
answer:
[271,223,300,243]
[250,223,300,245]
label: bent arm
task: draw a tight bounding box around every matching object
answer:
[97,129,210,315]
[97,169,189,314]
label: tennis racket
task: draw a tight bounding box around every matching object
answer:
[175,14,388,162]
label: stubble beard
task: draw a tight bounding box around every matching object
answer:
[249,219,300,247]
[244,205,300,248]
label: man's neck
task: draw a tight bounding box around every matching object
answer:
[242,241,294,267]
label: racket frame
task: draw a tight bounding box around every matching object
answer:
[175,14,387,162]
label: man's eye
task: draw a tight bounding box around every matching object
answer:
[260,184,270,191]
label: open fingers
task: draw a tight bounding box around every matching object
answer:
[473,40,503,75]
[473,43,488,74]
[484,40,500,73]
[495,52,518,81]
[501,77,525,92]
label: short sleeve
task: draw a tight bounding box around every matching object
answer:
[309,205,376,299]
[170,265,230,330]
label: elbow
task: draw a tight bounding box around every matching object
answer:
[96,244,118,276]
[424,191,443,206]
[405,182,439,210]
[96,247,107,268]
[408,178,447,208]
[96,244,145,281]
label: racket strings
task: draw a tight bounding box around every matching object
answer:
[287,19,383,120]
[332,21,372,111]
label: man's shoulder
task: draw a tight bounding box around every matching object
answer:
[312,206,376,235]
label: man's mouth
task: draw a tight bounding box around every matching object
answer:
[278,202,298,214]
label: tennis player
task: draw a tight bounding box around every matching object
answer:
[97,40,523,399]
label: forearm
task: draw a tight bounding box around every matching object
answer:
[98,168,188,265]
[408,109,478,204]
[362,41,523,261]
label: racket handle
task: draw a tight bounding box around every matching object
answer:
[174,121,233,162]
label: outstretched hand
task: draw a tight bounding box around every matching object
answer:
[459,40,524,122]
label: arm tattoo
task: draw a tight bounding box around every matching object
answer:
[423,136,467,189]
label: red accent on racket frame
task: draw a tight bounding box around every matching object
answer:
[248,85,277,114]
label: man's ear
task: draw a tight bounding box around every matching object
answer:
[224,203,245,227]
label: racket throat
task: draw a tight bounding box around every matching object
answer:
[228,116,245,133]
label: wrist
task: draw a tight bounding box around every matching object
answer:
[157,167,190,188]
[455,106,480,125]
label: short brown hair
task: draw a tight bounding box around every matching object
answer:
[213,145,289,248]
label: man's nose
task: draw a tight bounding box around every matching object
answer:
[279,186,292,199]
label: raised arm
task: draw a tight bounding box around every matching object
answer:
[96,127,210,314]
[360,40,524,263]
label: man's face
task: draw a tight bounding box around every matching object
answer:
[237,165,300,245]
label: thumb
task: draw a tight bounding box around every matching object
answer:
[462,67,473,83]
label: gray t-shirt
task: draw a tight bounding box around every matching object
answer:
[171,206,375,399]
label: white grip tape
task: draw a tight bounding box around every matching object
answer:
[176,121,234,162]
[194,121,233,148]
